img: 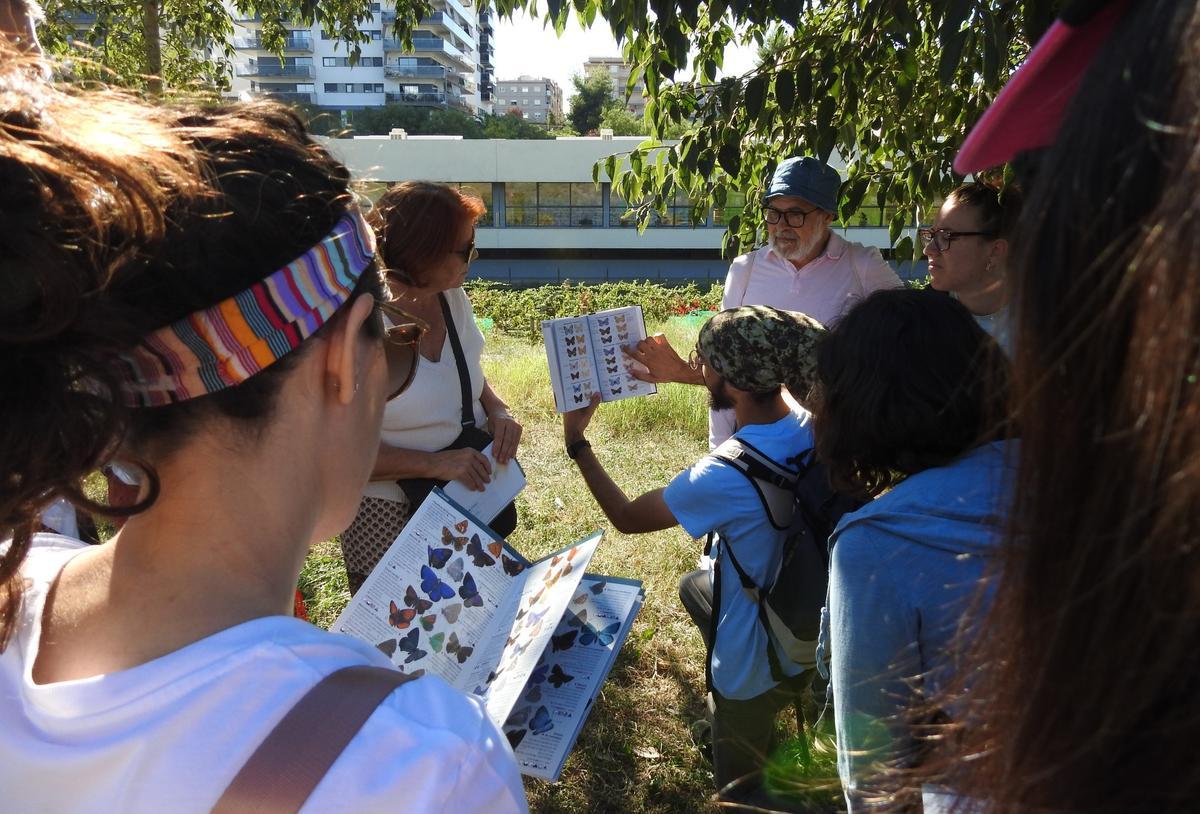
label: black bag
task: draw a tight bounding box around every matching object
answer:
[707,438,863,681]
[396,292,517,538]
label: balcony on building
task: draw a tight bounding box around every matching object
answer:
[384,61,448,79]
[248,90,316,104]
[236,62,315,78]
[385,90,447,106]
[232,33,313,52]
[383,35,471,68]
[418,11,473,43]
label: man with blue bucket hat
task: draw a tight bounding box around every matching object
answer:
[627,156,901,447]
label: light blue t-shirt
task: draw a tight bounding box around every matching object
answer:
[664,411,813,700]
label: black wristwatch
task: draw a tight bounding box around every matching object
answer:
[566,438,592,460]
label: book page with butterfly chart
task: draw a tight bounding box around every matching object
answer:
[585,306,655,404]
[498,574,646,781]
[464,533,602,729]
[542,316,603,413]
[330,489,536,691]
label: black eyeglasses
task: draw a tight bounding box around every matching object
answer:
[375,299,427,400]
[918,227,998,252]
[764,205,818,228]
[454,238,478,264]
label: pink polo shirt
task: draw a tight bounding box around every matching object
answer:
[711,232,902,446]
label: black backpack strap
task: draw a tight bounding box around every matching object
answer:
[710,438,798,530]
[438,291,475,430]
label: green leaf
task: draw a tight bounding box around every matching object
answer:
[775,71,795,113]
[744,73,768,120]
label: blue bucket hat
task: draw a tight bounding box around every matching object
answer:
[764,156,842,214]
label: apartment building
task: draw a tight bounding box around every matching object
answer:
[493,76,563,124]
[227,0,488,114]
[582,56,647,117]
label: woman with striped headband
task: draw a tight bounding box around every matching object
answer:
[0,53,526,812]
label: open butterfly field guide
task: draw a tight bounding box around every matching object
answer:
[330,488,645,781]
[542,305,656,413]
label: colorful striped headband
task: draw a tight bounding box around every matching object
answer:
[117,207,377,408]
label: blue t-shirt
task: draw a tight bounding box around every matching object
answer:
[664,411,814,700]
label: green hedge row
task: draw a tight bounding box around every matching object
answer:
[465,280,724,342]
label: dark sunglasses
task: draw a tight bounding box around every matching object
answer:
[375,299,427,400]
[917,226,997,252]
[454,238,479,264]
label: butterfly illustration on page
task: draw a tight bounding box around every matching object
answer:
[611,386,623,395]
[567,347,579,358]
[420,565,455,601]
[548,664,574,688]
[530,705,554,735]
[404,585,433,613]
[580,620,621,647]
[466,535,496,567]
[567,545,582,561]
[617,331,630,342]
[376,638,398,657]
[446,632,473,664]
[525,606,549,630]
[599,326,612,339]
[502,554,526,576]
[569,371,581,381]
[564,335,576,347]
[442,602,462,623]
[428,631,445,652]
[419,613,437,631]
[447,557,465,583]
[589,579,608,594]
[397,628,427,664]
[505,728,527,750]
[441,526,468,551]
[528,663,549,685]
[427,545,452,569]
[567,608,589,629]
[572,393,585,404]
[527,584,546,606]
[459,573,483,607]
[508,705,532,727]
[454,519,468,533]
[551,630,577,652]
[572,592,587,605]
[388,600,417,630]
[525,684,542,703]
[596,316,610,327]
[572,382,583,394]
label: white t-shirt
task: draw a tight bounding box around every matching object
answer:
[0,535,528,814]
[365,286,489,502]
[712,234,902,447]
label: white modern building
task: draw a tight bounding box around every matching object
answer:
[227,0,489,114]
[324,135,920,284]
[583,56,647,118]
[494,76,563,125]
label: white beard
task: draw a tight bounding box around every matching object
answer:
[768,230,823,262]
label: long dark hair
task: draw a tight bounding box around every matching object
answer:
[941,2,1200,810]
[0,51,381,648]
[813,288,1009,499]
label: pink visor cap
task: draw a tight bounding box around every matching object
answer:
[954,0,1133,175]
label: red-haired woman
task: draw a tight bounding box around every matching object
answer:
[340,182,523,593]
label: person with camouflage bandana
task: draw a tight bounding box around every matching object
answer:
[563,306,825,805]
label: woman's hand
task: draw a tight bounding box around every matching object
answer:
[487,410,523,465]
[431,448,492,492]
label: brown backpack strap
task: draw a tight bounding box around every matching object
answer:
[212,665,418,814]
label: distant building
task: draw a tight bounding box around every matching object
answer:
[494,76,563,125]
[226,0,488,115]
[582,56,646,117]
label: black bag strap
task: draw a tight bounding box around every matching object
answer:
[213,666,419,814]
[438,291,475,430]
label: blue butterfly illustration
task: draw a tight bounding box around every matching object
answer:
[528,663,549,685]
[548,664,574,688]
[397,628,428,664]
[420,565,455,601]
[580,620,621,647]
[459,572,483,607]
[530,705,554,735]
[427,545,452,569]
[447,557,465,583]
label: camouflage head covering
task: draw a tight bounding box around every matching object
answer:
[697,306,826,399]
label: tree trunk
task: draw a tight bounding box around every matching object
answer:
[142,0,162,93]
